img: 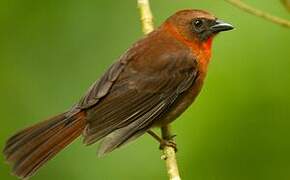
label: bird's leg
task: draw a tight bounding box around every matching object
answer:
[147,129,162,143]
[147,130,177,152]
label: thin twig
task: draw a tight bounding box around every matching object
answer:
[136,1,181,180]
[161,126,181,180]
[137,0,154,34]
[225,0,290,28]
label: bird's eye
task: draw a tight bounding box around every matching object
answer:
[193,19,203,28]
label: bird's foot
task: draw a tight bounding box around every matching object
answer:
[159,139,177,152]
[147,130,177,152]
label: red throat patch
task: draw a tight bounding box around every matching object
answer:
[164,22,213,72]
[203,36,213,51]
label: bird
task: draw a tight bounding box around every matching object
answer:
[3,9,233,179]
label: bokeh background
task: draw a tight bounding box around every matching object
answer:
[1,0,290,179]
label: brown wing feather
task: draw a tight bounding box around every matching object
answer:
[66,31,198,153]
[75,60,127,110]
[94,70,198,155]
[80,52,198,152]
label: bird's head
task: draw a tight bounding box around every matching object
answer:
[164,9,234,52]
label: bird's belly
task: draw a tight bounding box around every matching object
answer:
[153,74,205,127]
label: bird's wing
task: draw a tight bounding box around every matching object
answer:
[73,50,198,155]
[75,60,127,110]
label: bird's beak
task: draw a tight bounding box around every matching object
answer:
[210,19,234,33]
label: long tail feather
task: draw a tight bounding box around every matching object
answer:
[3,112,86,179]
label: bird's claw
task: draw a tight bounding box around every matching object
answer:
[147,130,178,152]
[159,139,178,152]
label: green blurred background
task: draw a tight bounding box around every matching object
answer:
[1,0,290,179]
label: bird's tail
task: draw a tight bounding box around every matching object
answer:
[3,111,86,179]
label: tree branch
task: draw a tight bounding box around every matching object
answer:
[161,126,181,180]
[137,0,154,34]
[136,1,181,180]
[225,0,290,28]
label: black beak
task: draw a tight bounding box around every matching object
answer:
[210,19,234,33]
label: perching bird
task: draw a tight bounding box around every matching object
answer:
[3,9,233,179]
